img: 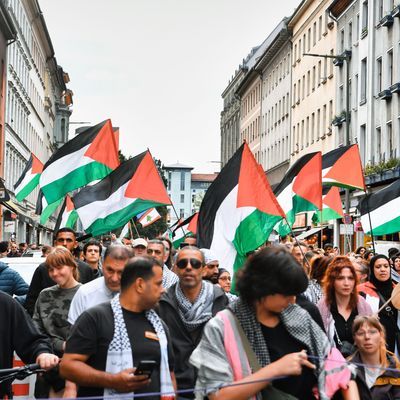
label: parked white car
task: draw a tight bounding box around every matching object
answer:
[2,256,43,285]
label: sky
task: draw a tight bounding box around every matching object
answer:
[40,0,300,173]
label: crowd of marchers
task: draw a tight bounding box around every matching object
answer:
[1,229,400,399]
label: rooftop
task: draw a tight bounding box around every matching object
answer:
[163,162,193,170]
[191,173,218,182]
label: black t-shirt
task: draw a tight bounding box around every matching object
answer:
[65,302,174,399]
[330,302,357,346]
[261,322,317,400]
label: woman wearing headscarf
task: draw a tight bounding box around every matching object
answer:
[358,254,400,354]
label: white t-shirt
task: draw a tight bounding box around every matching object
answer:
[68,277,115,324]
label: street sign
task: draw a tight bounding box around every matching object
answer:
[340,224,354,235]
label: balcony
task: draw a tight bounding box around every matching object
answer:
[333,58,343,67]
[378,89,392,100]
[389,82,400,94]
[392,5,400,17]
[332,112,347,127]
[380,14,394,27]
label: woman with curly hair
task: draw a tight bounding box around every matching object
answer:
[317,256,372,356]
[349,315,400,399]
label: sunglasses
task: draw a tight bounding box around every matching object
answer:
[176,258,203,269]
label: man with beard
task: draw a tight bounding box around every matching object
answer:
[200,249,219,284]
[158,246,228,398]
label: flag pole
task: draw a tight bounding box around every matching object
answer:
[171,203,187,239]
[128,222,134,240]
[130,218,141,238]
[364,189,376,254]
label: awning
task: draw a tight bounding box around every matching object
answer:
[1,200,38,226]
[296,227,323,240]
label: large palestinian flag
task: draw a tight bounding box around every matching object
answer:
[35,189,63,224]
[72,151,171,236]
[54,196,79,232]
[312,186,343,223]
[40,119,119,204]
[322,144,365,190]
[359,179,400,235]
[172,213,198,249]
[14,154,43,201]
[197,143,284,275]
[274,152,322,236]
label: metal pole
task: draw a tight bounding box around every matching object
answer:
[344,53,351,253]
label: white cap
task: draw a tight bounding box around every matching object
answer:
[132,238,148,248]
[200,248,218,265]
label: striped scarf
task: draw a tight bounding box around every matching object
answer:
[104,294,174,399]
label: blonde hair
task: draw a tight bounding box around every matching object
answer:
[46,246,79,281]
[351,315,399,368]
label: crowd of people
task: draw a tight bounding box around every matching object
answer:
[1,229,400,399]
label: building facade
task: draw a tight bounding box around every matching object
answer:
[289,0,337,162]
[256,18,292,186]
[3,0,72,243]
[191,173,217,214]
[164,163,193,225]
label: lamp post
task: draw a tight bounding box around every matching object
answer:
[304,51,352,253]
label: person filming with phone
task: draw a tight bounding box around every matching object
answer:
[60,256,176,399]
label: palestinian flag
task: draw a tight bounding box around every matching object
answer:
[197,143,284,276]
[312,186,343,223]
[72,150,171,236]
[274,152,322,236]
[35,189,63,224]
[138,208,161,228]
[54,196,79,232]
[359,179,400,235]
[40,119,119,204]
[322,144,365,190]
[172,213,198,248]
[14,154,43,201]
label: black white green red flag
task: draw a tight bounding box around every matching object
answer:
[72,151,171,236]
[14,153,43,202]
[54,196,79,232]
[359,179,400,235]
[172,212,198,248]
[312,186,344,223]
[322,144,365,190]
[35,189,63,224]
[39,119,119,204]
[197,143,284,275]
[274,152,322,236]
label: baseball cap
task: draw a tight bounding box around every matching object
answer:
[132,238,148,248]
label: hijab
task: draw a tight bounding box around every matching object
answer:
[369,254,393,300]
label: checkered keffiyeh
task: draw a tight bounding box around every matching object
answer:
[104,294,174,399]
[162,264,179,289]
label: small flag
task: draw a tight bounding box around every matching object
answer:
[119,221,131,240]
[40,119,119,204]
[198,143,284,276]
[312,186,344,223]
[72,150,171,236]
[54,196,79,232]
[14,153,43,201]
[138,208,161,228]
[172,213,198,248]
[322,144,366,190]
[274,152,322,236]
[359,179,400,235]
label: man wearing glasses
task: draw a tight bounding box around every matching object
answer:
[25,228,94,316]
[158,246,228,398]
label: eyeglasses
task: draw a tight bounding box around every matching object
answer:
[176,258,203,269]
[355,329,380,337]
[219,276,231,282]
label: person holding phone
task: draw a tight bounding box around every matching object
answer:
[61,257,176,399]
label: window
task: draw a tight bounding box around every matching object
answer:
[387,122,394,158]
[180,171,185,190]
[318,60,322,85]
[298,39,302,60]
[329,49,334,77]
[329,100,333,130]
[348,22,353,48]
[313,22,317,46]
[319,15,323,40]
[302,75,305,100]
[312,66,316,91]
[361,57,367,102]
[306,116,310,146]
[323,105,327,135]
[377,0,383,22]
[307,70,311,95]
[360,124,366,165]
[311,113,315,142]
[376,127,382,162]
[362,1,368,34]
[307,28,311,51]
[180,194,185,203]
[317,109,321,139]
[180,209,185,218]
[377,57,383,93]
[388,49,393,86]
[340,29,345,53]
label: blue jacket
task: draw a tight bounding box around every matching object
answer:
[0,261,29,299]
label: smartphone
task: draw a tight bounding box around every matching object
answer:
[134,360,157,377]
